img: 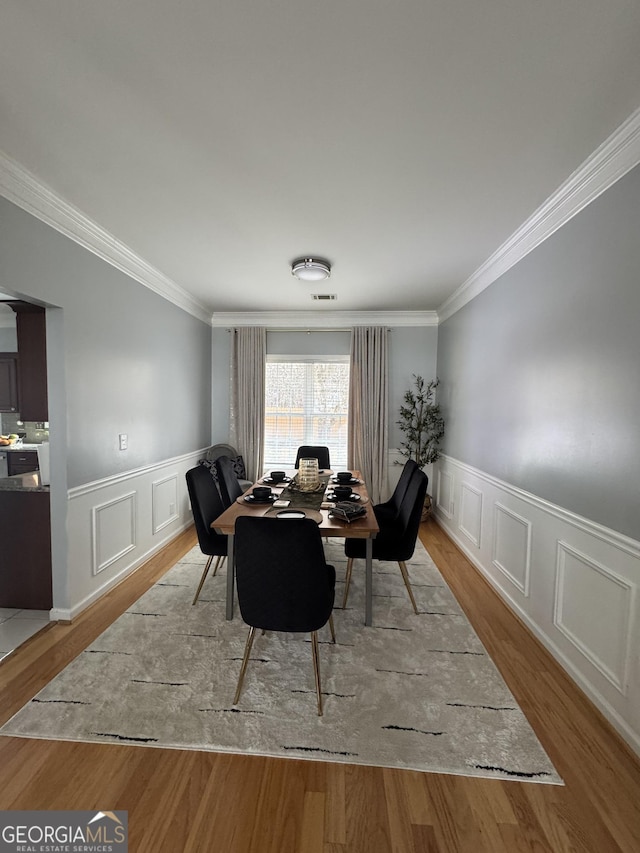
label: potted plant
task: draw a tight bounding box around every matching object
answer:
[397,375,445,519]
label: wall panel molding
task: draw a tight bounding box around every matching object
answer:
[554,541,635,695]
[434,454,640,758]
[492,502,532,596]
[436,469,454,519]
[152,473,179,535]
[459,481,483,548]
[91,491,137,576]
[56,449,202,621]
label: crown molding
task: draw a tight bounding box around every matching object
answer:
[0,151,212,324]
[438,106,640,323]
[209,310,438,328]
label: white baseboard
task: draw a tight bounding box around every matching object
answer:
[434,455,640,758]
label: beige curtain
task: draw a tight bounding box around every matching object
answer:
[230,327,266,481]
[348,326,388,503]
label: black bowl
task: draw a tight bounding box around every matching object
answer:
[333,485,353,500]
[252,486,272,501]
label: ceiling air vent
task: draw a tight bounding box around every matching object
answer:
[311,293,337,301]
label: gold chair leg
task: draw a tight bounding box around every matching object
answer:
[233,626,257,705]
[212,555,225,577]
[328,614,336,643]
[398,561,419,614]
[311,631,323,716]
[342,558,354,608]
[192,555,214,605]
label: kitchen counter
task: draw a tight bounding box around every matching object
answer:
[0,470,49,492]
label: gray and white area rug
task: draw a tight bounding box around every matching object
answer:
[1,540,561,783]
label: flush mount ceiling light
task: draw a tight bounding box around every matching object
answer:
[291,257,331,282]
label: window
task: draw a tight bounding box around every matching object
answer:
[264,357,349,468]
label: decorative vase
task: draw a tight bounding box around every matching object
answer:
[297,458,320,491]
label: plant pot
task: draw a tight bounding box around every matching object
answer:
[421,494,433,522]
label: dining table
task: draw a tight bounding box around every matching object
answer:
[212,469,379,626]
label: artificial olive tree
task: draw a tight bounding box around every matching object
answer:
[397,375,445,467]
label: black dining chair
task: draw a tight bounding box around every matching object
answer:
[374,458,421,524]
[215,454,245,507]
[185,465,228,605]
[342,468,428,614]
[233,516,336,716]
[294,445,331,470]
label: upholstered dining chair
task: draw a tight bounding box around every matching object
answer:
[214,454,245,507]
[185,465,228,605]
[342,468,428,614]
[233,516,336,716]
[294,445,331,470]
[374,458,421,524]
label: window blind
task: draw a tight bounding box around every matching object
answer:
[263,357,349,469]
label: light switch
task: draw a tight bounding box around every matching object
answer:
[119,433,128,451]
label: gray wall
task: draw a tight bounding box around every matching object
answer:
[389,327,438,449]
[211,326,439,451]
[0,197,212,487]
[437,163,640,541]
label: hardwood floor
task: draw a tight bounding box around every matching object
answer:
[1,522,639,852]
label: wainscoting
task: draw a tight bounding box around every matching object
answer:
[434,454,640,757]
[56,449,205,622]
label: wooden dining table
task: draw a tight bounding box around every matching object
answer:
[212,469,379,626]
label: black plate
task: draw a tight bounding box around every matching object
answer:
[330,476,360,485]
[326,491,360,501]
[276,509,306,519]
[244,494,277,504]
[261,476,292,484]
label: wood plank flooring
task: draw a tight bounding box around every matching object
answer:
[0,522,639,852]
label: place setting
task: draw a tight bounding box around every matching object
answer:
[259,470,292,485]
[325,471,368,505]
[329,470,362,486]
[238,485,280,505]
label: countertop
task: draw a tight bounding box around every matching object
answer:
[2,443,42,451]
[0,471,49,492]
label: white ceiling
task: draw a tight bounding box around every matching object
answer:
[1,1,640,317]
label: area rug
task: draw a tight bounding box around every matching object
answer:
[0,540,561,783]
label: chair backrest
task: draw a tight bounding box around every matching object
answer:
[380,458,420,517]
[235,516,335,633]
[185,465,227,554]
[294,445,331,469]
[215,455,244,506]
[205,443,238,462]
[374,468,428,562]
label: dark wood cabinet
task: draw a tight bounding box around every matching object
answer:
[7,449,39,476]
[0,489,52,609]
[0,353,19,412]
[13,304,48,422]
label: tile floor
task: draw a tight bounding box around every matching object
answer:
[0,608,50,662]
